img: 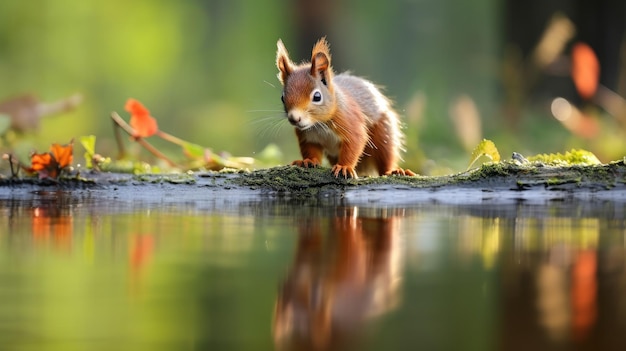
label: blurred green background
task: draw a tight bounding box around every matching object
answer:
[0,0,624,174]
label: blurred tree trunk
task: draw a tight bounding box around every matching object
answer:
[292,0,336,58]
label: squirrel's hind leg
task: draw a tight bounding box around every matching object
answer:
[367,116,401,176]
[367,112,416,176]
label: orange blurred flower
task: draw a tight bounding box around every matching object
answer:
[125,98,158,138]
[571,42,600,100]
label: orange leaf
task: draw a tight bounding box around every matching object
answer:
[30,154,59,179]
[27,139,74,179]
[50,141,73,168]
[30,152,55,172]
[572,42,599,100]
[125,98,158,138]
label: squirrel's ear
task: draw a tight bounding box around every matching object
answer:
[310,37,332,85]
[276,39,293,84]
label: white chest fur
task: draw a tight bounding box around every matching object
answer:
[301,124,342,158]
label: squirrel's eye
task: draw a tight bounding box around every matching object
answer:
[311,90,322,104]
[281,91,285,104]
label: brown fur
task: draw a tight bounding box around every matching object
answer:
[276,37,414,178]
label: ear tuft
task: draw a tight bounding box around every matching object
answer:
[276,39,293,84]
[310,37,332,84]
[311,37,331,61]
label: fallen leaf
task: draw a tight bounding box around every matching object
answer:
[30,152,55,173]
[467,139,501,170]
[26,140,74,179]
[51,141,73,168]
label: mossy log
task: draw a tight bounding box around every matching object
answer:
[2,161,626,206]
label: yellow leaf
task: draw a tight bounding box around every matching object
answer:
[467,139,501,170]
[80,135,96,169]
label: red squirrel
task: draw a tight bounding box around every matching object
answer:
[276,37,414,178]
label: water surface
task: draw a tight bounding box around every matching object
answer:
[0,190,625,351]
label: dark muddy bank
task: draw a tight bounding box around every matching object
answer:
[1,161,626,210]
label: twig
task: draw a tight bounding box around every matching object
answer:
[110,112,178,168]
[156,130,187,146]
[2,153,20,178]
[113,115,126,159]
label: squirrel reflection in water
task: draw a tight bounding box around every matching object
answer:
[273,207,404,351]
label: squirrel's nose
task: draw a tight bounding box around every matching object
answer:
[287,113,301,125]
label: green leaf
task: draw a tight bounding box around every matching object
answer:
[182,142,205,159]
[79,135,96,168]
[467,139,501,170]
[0,114,11,135]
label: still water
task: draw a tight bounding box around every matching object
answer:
[0,190,625,351]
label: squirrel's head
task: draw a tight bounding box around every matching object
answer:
[276,37,336,130]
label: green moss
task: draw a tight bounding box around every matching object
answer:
[546,177,582,186]
[232,161,626,195]
[235,166,347,194]
[133,173,196,184]
[527,149,601,166]
[234,165,452,194]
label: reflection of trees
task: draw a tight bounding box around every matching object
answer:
[273,207,404,351]
[500,216,626,350]
[536,248,598,342]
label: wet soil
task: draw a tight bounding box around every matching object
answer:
[2,161,626,208]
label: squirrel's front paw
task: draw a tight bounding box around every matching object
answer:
[331,165,358,179]
[386,168,417,176]
[292,158,320,168]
